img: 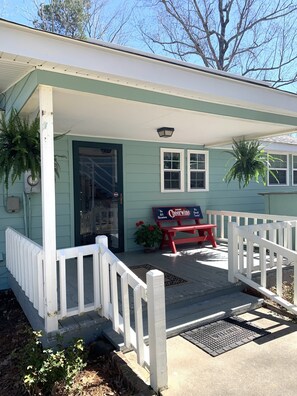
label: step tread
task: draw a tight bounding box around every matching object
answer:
[103,291,263,349]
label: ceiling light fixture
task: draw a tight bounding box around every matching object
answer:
[157,127,175,138]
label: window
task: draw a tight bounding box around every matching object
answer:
[161,148,184,192]
[293,155,297,185]
[268,153,288,186]
[187,150,209,191]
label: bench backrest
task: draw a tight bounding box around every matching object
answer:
[152,206,203,227]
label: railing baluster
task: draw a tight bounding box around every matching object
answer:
[134,284,145,366]
[121,273,131,348]
[93,250,100,310]
[110,262,119,331]
[77,251,84,314]
[276,254,283,297]
[259,231,266,288]
[59,252,67,318]
[247,240,253,279]
[220,215,224,239]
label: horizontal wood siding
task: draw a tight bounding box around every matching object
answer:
[2,134,297,290]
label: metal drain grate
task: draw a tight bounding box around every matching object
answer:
[130,264,188,287]
[181,316,269,356]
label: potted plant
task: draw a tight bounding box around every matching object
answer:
[224,139,277,188]
[0,109,64,189]
[134,220,163,252]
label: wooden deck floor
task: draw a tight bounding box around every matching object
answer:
[118,242,232,304]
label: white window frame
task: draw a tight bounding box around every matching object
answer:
[292,155,297,186]
[160,148,184,192]
[187,150,209,192]
[267,152,289,186]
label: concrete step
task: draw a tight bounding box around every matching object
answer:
[103,289,264,350]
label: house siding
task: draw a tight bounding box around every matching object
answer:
[1,136,297,290]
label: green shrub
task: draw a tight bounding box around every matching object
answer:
[21,331,86,394]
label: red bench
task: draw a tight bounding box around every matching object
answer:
[152,206,217,254]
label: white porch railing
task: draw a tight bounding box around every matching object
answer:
[97,235,167,392]
[206,210,297,242]
[5,229,168,393]
[228,221,297,315]
[5,227,44,318]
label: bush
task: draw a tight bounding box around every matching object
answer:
[20,331,86,395]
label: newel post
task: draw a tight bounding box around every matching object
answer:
[228,222,239,283]
[96,235,109,317]
[39,85,58,332]
[146,269,168,392]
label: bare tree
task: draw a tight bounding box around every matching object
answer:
[138,0,297,89]
[85,0,135,45]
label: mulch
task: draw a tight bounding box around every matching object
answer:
[0,289,138,396]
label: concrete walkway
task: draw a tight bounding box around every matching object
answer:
[161,308,297,396]
[123,307,297,396]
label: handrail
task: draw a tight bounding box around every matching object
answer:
[228,221,297,314]
[96,235,168,392]
[206,209,297,241]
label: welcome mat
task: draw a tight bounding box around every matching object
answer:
[130,264,188,287]
[181,316,269,357]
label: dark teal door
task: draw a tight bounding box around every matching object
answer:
[73,141,124,252]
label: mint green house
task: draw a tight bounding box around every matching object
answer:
[1,19,297,291]
[3,19,297,391]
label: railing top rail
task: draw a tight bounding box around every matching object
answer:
[6,226,43,251]
[206,210,297,222]
[57,244,99,260]
[99,242,148,291]
[237,226,297,262]
[239,220,297,233]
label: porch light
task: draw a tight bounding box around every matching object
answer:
[157,127,174,138]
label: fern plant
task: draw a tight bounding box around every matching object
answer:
[0,110,62,189]
[224,139,276,188]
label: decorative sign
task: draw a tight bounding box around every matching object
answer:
[154,206,203,221]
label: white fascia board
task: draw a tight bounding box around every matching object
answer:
[1,20,297,117]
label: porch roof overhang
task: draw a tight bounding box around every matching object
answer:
[1,19,297,146]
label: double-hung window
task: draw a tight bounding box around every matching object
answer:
[161,148,184,192]
[187,150,209,191]
[268,153,288,186]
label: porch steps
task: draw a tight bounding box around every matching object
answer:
[103,288,264,351]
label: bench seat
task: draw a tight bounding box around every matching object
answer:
[153,206,217,254]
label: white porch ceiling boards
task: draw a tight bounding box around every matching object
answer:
[21,87,296,146]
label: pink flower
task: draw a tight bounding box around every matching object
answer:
[136,220,144,227]
[148,225,154,231]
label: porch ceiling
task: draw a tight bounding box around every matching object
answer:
[21,86,297,146]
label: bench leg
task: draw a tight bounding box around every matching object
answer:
[161,231,177,254]
[207,230,217,248]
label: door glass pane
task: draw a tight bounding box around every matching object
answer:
[78,147,119,250]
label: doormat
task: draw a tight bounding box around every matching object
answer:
[130,264,188,287]
[181,316,269,357]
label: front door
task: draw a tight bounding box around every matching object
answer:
[73,141,124,252]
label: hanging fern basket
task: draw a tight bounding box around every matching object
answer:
[224,139,276,188]
[0,110,62,189]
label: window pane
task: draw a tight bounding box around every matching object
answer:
[294,171,297,185]
[270,154,287,168]
[164,171,180,190]
[293,156,297,169]
[191,171,205,189]
[190,153,205,170]
[269,170,287,185]
[163,152,180,170]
